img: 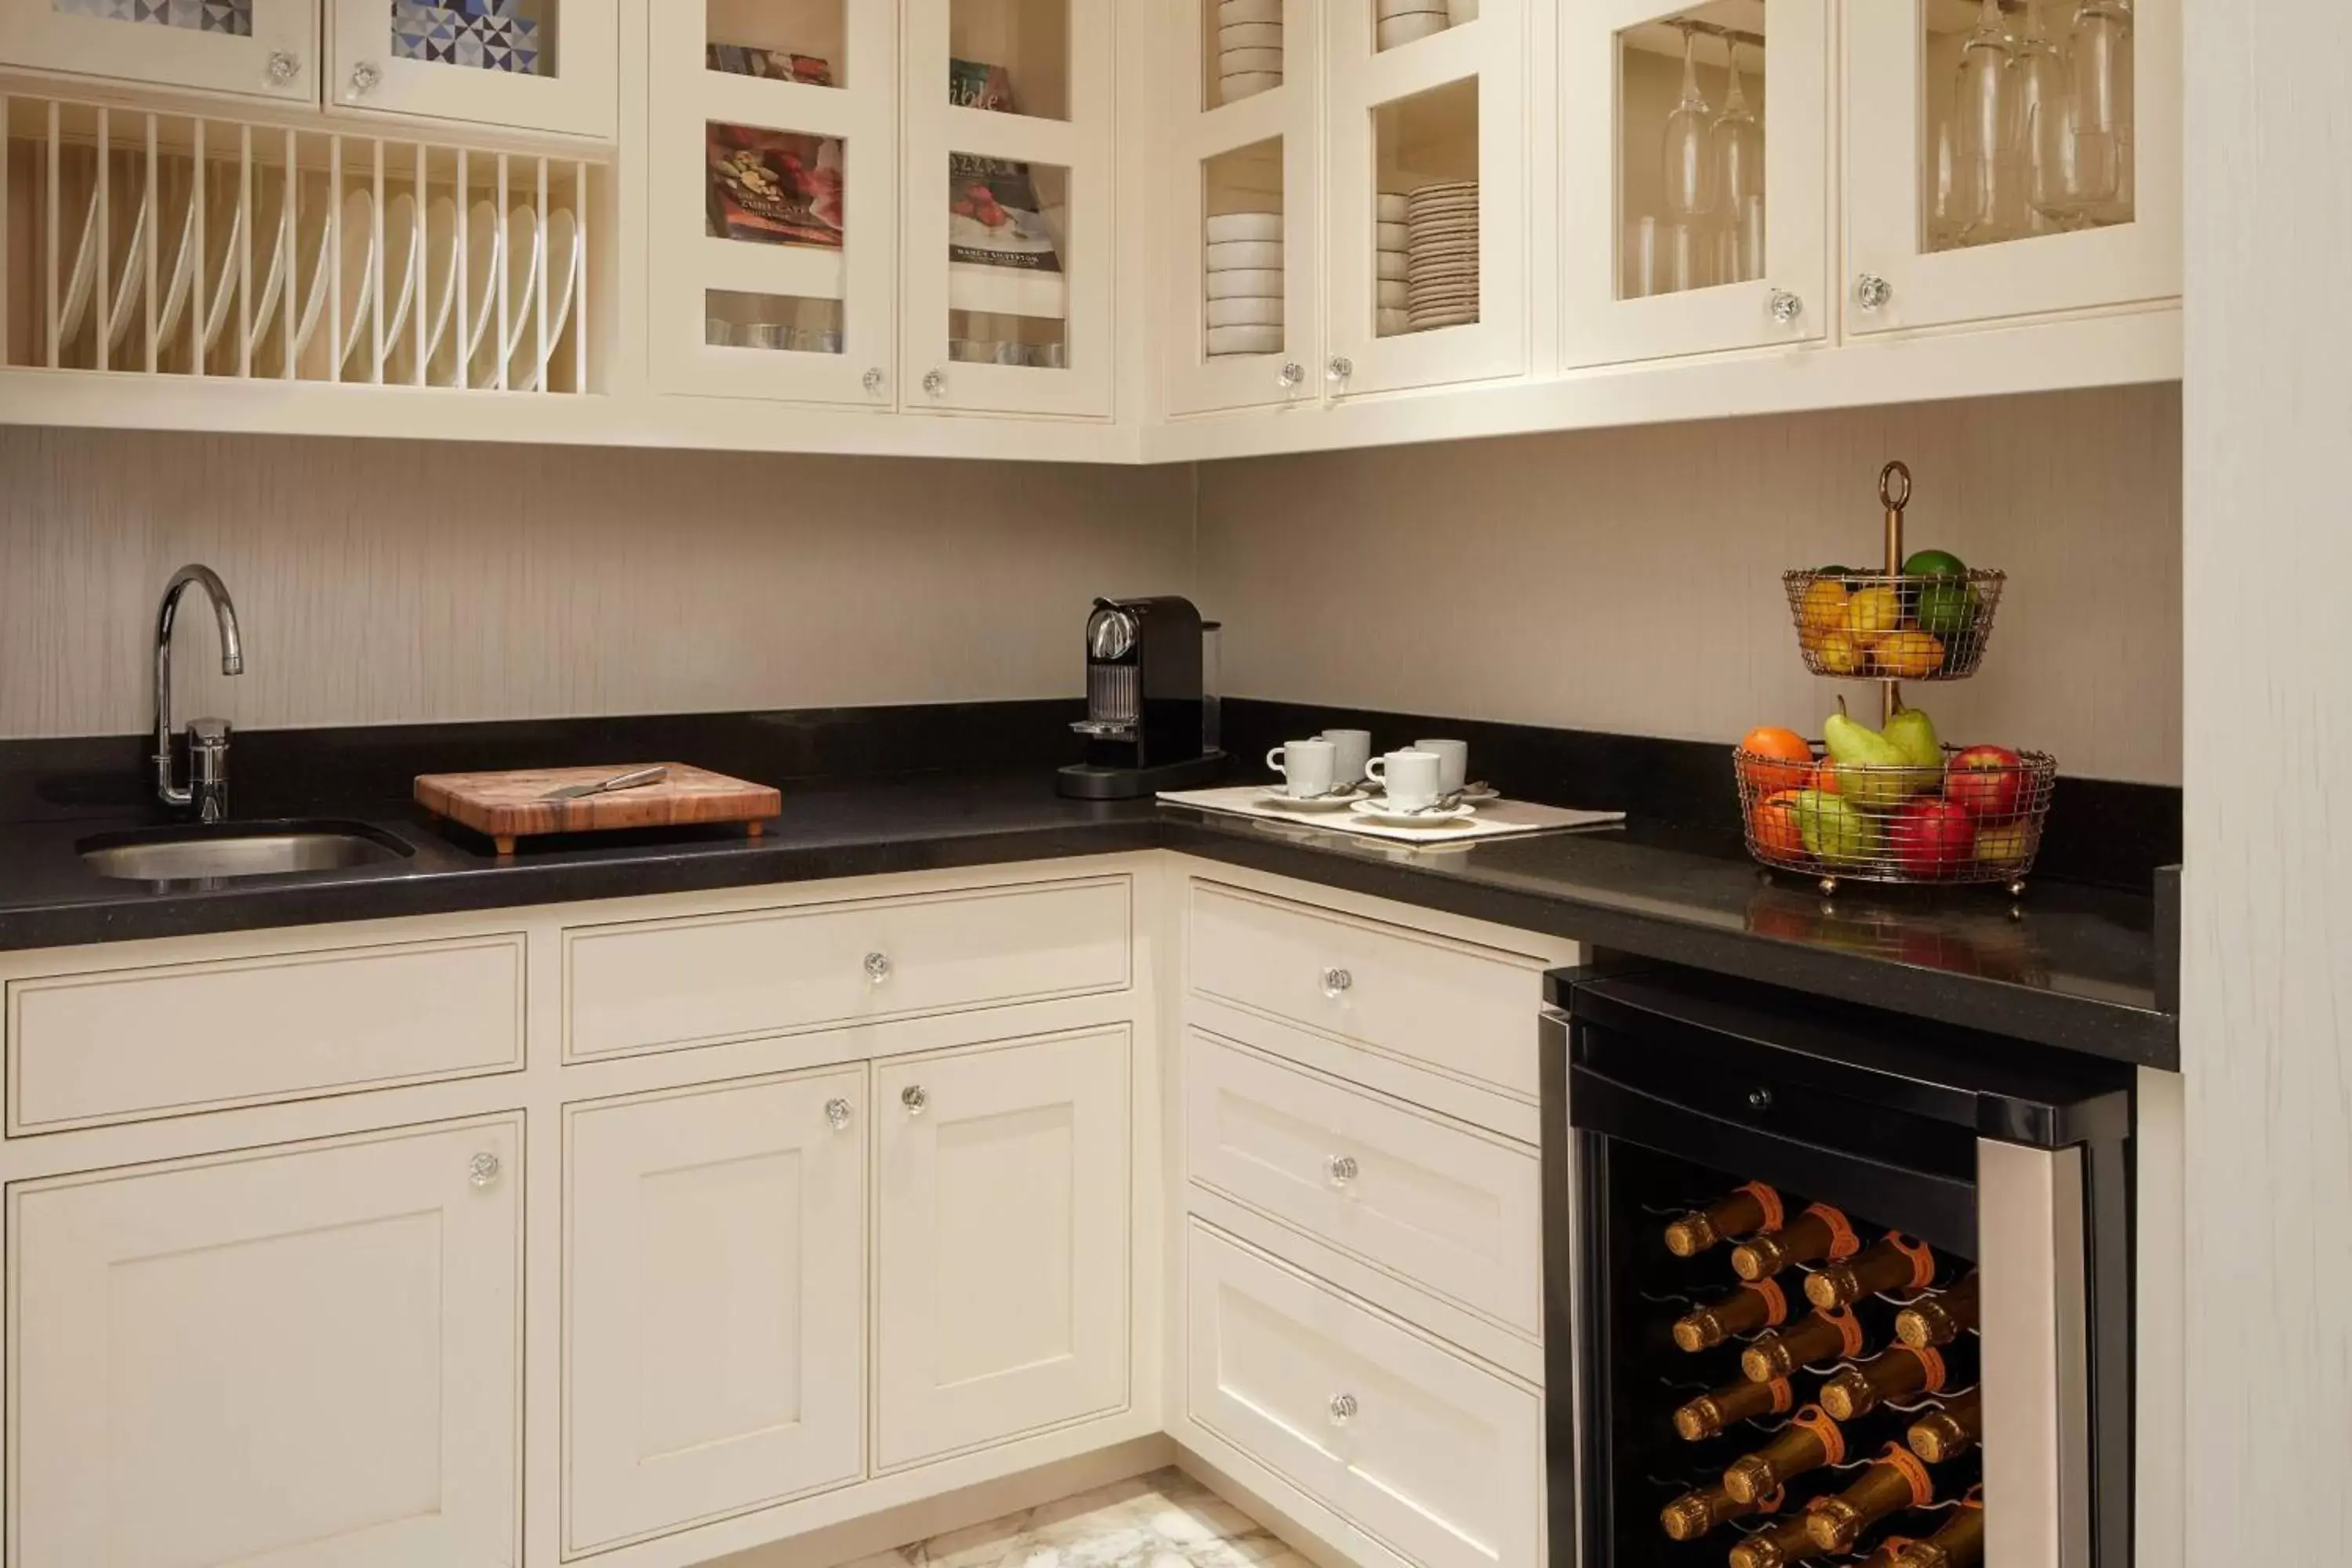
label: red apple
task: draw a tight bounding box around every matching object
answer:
[1945,744,2026,818]
[1891,797,1978,875]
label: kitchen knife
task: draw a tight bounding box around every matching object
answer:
[539,765,670,802]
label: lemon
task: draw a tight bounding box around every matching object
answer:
[1799,579,1850,637]
[1846,586,1904,645]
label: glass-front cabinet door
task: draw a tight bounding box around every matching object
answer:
[0,0,318,103]
[1322,0,1527,401]
[1165,0,1320,418]
[900,0,1112,418]
[1845,0,2176,334]
[649,0,896,406]
[329,0,618,139]
[1561,0,1827,367]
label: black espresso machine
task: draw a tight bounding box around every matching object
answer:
[1056,596,1229,799]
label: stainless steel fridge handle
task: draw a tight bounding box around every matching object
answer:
[1979,1138,2092,1568]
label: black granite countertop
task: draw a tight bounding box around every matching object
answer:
[0,769,2176,1070]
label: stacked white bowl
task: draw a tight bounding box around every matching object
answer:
[1375,0,1449,50]
[1375,193,1411,336]
[1406,180,1479,332]
[1218,0,1283,104]
[1204,212,1283,358]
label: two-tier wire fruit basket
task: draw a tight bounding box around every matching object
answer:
[1733,462,2057,896]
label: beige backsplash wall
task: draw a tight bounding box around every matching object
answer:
[0,428,1196,739]
[1196,383,2184,785]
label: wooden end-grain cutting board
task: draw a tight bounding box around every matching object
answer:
[414,764,782,855]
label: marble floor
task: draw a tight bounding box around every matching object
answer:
[835,1468,1316,1568]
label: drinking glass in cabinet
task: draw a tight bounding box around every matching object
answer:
[1375,80,1481,337]
[949,0,1069,121]
[1202,140,1284,361]
[703,0,845,87]
[1374,0,1479,54]
[946,152,1069,370]
[705,289,843,354]
[1617,9,1767,301]
[1204,0,1285,111]
[1923,0,2134,253]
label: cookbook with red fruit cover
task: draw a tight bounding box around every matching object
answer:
[706,123,844,249]
[947,151,1063,274]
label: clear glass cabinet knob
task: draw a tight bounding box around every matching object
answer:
[902,1083,929,1116]
[469,1152,501,1189]
[266,50,303,85]
[1769,289,1804,325]
[1326,1154,1359,1187]
[864,951,891,983]
[1855,274,1895,312]
[1321,966,1353,998]
[1328,1392,1359,1426]
[1278,361,1305,390]
[826,1098,853,1131]
[862,367,886,395]
[922,368,946,397]
[348,60,382,96]
[1326,355,1353,385]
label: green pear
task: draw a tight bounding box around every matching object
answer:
[1882,702,1944,797]
[1793,789,1879,864]
[1822,701,1911,812]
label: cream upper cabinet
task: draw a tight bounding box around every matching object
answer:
[1560,0,1829,367]
[650,0,898,407]
[328,0,617,138]
[1843,0,2176,334]
[898,0,1115,418]
[9,1119,521,1568]
[1321,0,1529,401]
[1165,0,1322,418]
[0,0,319,103]
[565,1068,867,1555]
[873,1026,1131,1468]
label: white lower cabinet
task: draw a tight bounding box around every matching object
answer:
[8,1118,522,1568]
[1186,1221,1542,1568]
[874,1027,1131,1469]
[564,1067,867,1554]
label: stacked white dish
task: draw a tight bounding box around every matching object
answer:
[1218,0,1283,104]
[1405,180,1479,332]
[1204,211,1283,357]
[1375,0,1449,49]
[1374,192,1410,336]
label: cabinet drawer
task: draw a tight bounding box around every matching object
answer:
[1186,1032,1541,1337]
[6,935,524,1133]
[565,877,1132,1060]
[1188,883,1543,1098]
[1186,1222,1542,1568]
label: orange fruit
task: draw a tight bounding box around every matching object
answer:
[1740,727,1814,795]
[1752,791,1806,856]
[1812,760,1842,796]
[1871,630,1947,679]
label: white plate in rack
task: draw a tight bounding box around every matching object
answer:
[194,170,246,358]
[515,206,580,392]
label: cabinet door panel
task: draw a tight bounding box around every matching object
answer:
[9,1120,521,1568]
[874,1027,1129,1468]
[0,0,318,103]
[1844,0,2178,333]
[566,1069,866,1552]
[1562,0,1829,367]
[329,0,617,139]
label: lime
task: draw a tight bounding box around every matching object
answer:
[1902,548,1967,579]
[1916,580,1979,640]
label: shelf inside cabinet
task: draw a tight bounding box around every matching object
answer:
[704,0,848,89]
[949,0,1069,122]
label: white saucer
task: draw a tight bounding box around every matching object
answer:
[1261,788,1369,811]
[1457,783,1501,803]
[1351,799,1479,827]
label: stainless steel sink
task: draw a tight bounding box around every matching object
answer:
[78,821,413,883]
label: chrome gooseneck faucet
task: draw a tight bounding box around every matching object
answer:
[153,564,244,822]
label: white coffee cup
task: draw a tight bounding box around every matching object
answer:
[1267,739,1337,799]
[1320,728,1372,785]
[1364,749,1443,811]
[1414,738,1469,793]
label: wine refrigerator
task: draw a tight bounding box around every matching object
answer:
[1541,967,2133,1568]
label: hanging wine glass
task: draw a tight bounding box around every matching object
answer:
[1710,37,1766,283]
[2070,0,2134,224]
[1661,25,1715,223]
[1951,0,2020,245]
[2013,0,2079,233]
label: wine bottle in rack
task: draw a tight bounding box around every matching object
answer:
[1659,1483,1776,1543]
[1674,1374,1795,1441]
[1727,1504,1837,1568]
[1896,1273,1980,1348]
[1804,1444,1941,1553]
[1906,1388,1985,1465]
[1889,1492,1985,1567]
[1673,1279,1792,1352]
[1732,1203,1862,1282]
[1805,1233,1940,1311]
[1740,1298,1895,1382]
[1664,1181,1785,1258]
[1820,1338,1978,1421]
[1722,1405,1863,1504]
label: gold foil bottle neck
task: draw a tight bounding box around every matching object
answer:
[1664,1214,1716,1257]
